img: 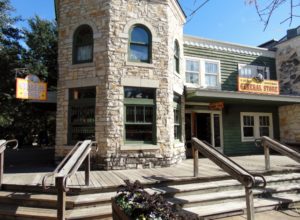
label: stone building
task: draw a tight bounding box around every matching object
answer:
[55,0,300,170]
[276,26,300,144]
[55,0,186,169]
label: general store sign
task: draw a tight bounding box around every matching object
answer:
[238,77,279,95]
[209,102,224,110]
[16,77,47,101]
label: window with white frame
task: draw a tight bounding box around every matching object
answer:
[205,61,219,87]
[240,112,273,142]
[185,58,221,88]
[186,59,200,84]
[238,64,270,80]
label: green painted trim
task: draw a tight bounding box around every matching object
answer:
[124,98,154,105]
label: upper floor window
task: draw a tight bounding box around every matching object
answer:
[185,58,221,89]
[186,59,200,84]
[205,61,219,87]
[73,25,93,64]
[238,64,270,80]
[129,25,151,63]
[174,40,180,73]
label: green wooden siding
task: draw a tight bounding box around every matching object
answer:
[222,104,279,155]
[184,46,276,91]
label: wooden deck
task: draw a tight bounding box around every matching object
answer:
[3,155,299,189]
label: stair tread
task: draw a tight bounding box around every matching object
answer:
[146,179,241,195]
[168,183,300,204]
[183,193,300,217]
[0,204,57,219]
[146,172,300,195]
[70,191,116,204]
[0,191,57,201]
[66,204,112,219]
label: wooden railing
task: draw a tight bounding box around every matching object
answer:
[192,138,266,220]
[0,139,18,189]
[42,140,97,220]
[256,136,300,170]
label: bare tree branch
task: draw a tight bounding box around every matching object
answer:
[247,0,300,30]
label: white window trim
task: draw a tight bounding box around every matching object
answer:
[240,112,273,142]
[238,64,270,80]
[185,56,221,89]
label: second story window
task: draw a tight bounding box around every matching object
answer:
[186,59,200,84]
[205,61,219,87]
[185,58,221,89]
[129,25,151,63]
[238,64,270,80]
[174,40,180,73]
[73,25,93,64]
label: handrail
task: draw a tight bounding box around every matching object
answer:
[42,140,97,220]
[192,138,266,220]
[0,139,18,190]
[256,136,300,170]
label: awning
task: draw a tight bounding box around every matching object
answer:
[186,88,300,106]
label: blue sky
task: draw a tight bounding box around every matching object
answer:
[10,0,299,46]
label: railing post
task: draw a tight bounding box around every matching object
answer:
[0,152,3,189]
[193,143,199,177]
[263,143,270,171]
[245,187,255,220]
[56,176,66,220]
[85,153,90,186]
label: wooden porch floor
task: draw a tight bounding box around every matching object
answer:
[3,155,299,189]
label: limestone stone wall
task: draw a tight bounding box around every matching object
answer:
[55,0,186,169]
[279,105,300,143]
[277,36,300,95]
[277,36,300,143]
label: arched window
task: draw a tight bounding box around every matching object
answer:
[129,25,151,63]
[73,25,93,64]
[174,40,180,73]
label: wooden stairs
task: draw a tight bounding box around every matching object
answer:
[0,171,299,219]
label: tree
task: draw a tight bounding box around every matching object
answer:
[246,0,300,30]
[184,0,299,30]
[0,0,58,146]
[0,0,25,138]
[23,16,58,89]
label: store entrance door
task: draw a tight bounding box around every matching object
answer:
[195,112,223,151]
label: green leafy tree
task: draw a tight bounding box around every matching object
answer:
[0,0,25,138]
[0,0,57,146]
[23,16,58,89]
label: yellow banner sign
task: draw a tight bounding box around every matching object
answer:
[238,77,279,95]
[16,78,47,101]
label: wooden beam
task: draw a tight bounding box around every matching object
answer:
[56,176,66,220]
[264,145,270,171]
[193,144,199,177]
[0,152,3,189]
[245,187,255,220]
[85,154,90,186]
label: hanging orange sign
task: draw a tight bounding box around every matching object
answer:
[238,77,279,95]
[16,78,47,101]
[209,102,224,110]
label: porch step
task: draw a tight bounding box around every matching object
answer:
[0,204,112,220]
[0,204,57,220]
[147,172,300,197]
[0,171,299,219]
[183,193,300,219]
[167,183,300,207]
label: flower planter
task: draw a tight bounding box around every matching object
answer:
[111,198,131,220]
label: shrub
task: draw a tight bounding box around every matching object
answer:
[114,180,196,220]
